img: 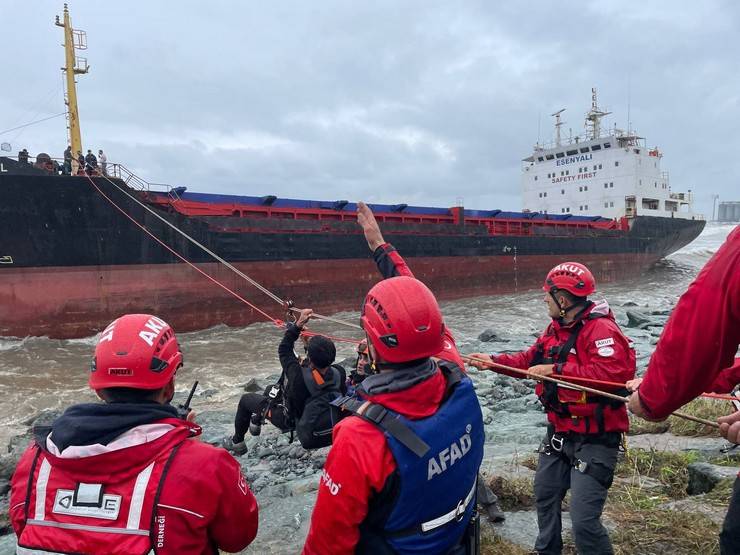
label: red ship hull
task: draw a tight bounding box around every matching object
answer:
[1,252,659,339]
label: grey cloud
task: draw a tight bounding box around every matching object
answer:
[2,0,739,216]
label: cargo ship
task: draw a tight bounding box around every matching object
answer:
[0,7,704,339]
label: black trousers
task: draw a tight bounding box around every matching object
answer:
[534,434,618,555]
[233,392,292,442]
[720,477,740,555]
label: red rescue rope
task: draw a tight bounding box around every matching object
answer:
[526,371,737,402]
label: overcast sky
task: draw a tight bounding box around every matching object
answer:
[2,1,738,216]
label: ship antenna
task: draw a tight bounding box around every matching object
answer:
[627,76,632,136]
[585,87,611,140]
[55,4,89,157]
[537,111,541,147]
[550,108,565,147]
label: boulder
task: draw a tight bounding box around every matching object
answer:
[243,378,261,392]
[687,462,738,495]
[625,310,658,329]
[478,329,498,342]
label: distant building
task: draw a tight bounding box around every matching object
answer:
[718,201,740,222]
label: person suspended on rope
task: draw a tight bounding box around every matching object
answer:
[302,204,486,555]
[222,308,347,455]
[346,339,370,395]
[9,314,259,555]
[469,262,636,555]
[628,225,739,555]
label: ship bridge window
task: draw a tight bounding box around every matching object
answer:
[579,147,590,153]
[534,176,538,181]
[634,149,641,154]
[599,164,602,169]
[546,154,555,160]
[615,161,619,167]
[610,182,613,188]
[561,189,565,194]
[538,156,544,162]
[603,142,611,148]
[591,144,601,151]
[555,152,565,158]
[642,198,659,210]
[566,149,578,156]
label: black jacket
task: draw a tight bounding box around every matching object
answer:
[278,323,346,420]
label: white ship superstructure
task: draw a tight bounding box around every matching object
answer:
[522,89,698,220]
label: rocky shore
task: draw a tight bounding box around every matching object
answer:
[0,303,735,554]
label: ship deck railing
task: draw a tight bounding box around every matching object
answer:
[144,193,629,237]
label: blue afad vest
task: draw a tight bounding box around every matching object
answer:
[334,365,484,554]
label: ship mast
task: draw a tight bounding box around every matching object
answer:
[551,109,565,147]
[585,88,610,140]
[55,4,88,157]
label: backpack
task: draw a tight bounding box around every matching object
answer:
[295,365,345,449]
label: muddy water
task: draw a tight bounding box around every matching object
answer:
[0,223,735,449]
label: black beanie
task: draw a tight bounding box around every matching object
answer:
[307,335,336,369]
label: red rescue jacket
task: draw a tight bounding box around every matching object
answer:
[10,414,258,555]
[708,358,740,394]
[639,226,740,418]
[493,300,636,434]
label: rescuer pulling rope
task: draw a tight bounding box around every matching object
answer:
[463,354,719,428]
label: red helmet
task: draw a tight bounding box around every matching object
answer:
[89,314,183,390]
[543,262,596,297]
[361,276,444,363]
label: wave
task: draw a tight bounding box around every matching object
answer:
[668,223,737,267]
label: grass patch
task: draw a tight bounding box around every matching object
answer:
[629,398,727,437]
[708,451,740,467]
[704,478,736,508]
[518,453,538,472]
[480,528,530,555]
[615,447,698,498]
[487,475,535,511]
[607,503,720,554]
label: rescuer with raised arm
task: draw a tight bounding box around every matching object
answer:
[302,203,485,555]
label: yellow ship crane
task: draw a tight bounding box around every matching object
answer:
[55,4,88,158]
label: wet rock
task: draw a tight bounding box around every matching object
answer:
[512,381,533,395]
[21,408,60,427]
[480,406,494,424]
[0,530,13,546]
[622,301,639,307]
[625,310,658,329]
[477,329,497,342]
[478,329,510,343]
[0,480,9,497]
[687,462,738,495]
[243,378,261,392]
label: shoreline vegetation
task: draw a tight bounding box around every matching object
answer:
[482,401,735,555]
